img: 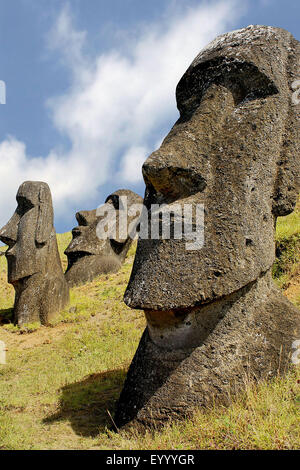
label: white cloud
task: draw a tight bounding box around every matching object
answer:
[0,1,244,229]
[118,146,150,183]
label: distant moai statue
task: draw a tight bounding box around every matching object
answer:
[0,341,6,365]
[0,181,69,326]
[115,26,300,430]
[0,80,6,104]
[65,189,143,287]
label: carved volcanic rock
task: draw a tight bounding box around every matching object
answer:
[116,273,299,429]
[0,181,69,326]
[65,189,143,287]
[115,25,300,430]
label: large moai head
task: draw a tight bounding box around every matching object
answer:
[0,181,69,325]
[65,189,143,287]
[116,26,300,429]
[125,25,300,311]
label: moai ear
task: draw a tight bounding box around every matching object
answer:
[272,38,300,218]
[35,184,54,245]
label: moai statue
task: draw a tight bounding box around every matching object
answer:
[115,26,300,430]
[65,189,143,287]
[0,181,69,326]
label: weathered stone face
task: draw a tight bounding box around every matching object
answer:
[125,25,300,311]
[65,189,143,287]
[0,181,69,326]
[116,26,300,430]
[1,181,54,283]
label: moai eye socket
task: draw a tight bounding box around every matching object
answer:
[105,194,121,210]
[16,196,34,216]
[176,57,279,118]
[76,213,88,227]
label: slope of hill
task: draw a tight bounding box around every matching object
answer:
[0,203,299,450]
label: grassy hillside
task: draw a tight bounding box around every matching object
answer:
[0,205,299,450]
[273,196,300,306]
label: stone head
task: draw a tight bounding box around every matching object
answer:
[124,25,300,311]
[0,181,55,283]
[65,189,143,286]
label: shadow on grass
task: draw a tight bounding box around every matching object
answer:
[0,308,14,325]
[43,368,127,437]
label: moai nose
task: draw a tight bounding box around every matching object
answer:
[142,156,206,203]
[142,85,233,203]
[0,214,19,247]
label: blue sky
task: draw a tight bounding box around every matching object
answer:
[0,0,299,232]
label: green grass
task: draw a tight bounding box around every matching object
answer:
[56,231,72,271]
[273,197,300,297]
[276,196,300,241]
[0,206,299,450]
[0,245,14,313]
[272,235,300,289]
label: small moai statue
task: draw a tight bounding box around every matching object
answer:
[65,189,143,287]
[0,181,69,326]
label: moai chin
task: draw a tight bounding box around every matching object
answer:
[64,189,143,287]
[0,181,69,326]
[115,25,300,430]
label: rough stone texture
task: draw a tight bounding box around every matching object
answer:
[65,189,143,287]
[115,26,300,429]
[0,181,69,326]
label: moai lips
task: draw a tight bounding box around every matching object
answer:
[0,181,69,326]
[64,189,143,287]
[115,26,300,430]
